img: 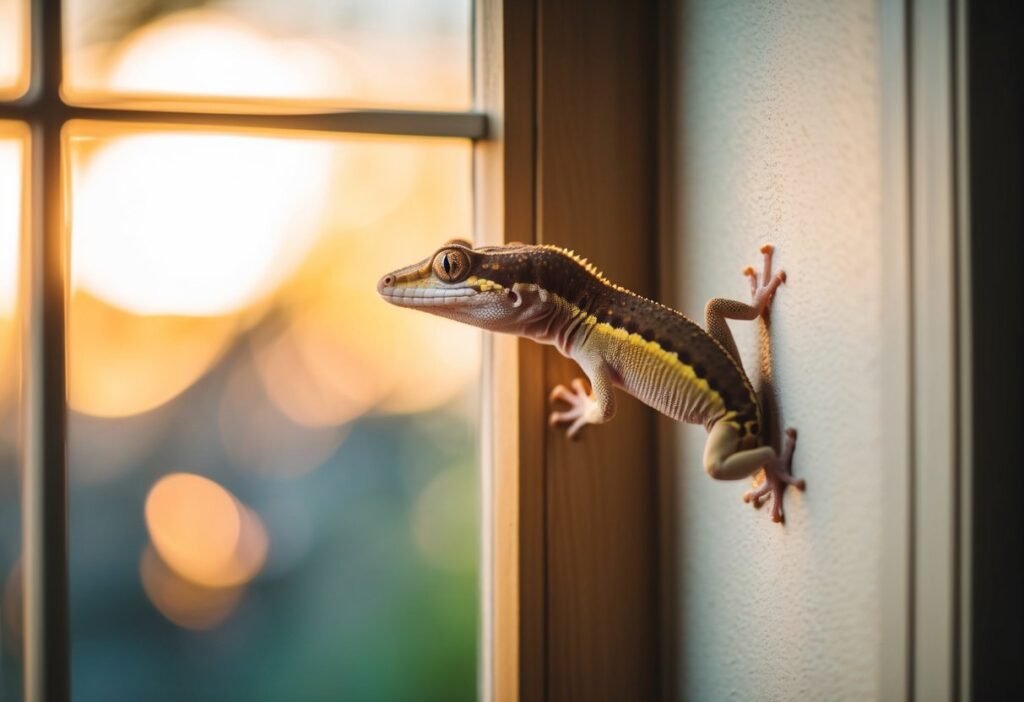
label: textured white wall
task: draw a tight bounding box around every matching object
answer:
[672,1,883,700]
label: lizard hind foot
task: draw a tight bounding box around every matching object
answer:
[548,378,601,440]
[742,426,804,523]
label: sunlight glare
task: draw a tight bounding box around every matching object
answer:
[71,131,331,316]
[102,10,350,102]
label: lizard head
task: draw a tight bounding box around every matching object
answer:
[378,239,553,332]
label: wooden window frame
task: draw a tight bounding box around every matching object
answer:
[478,1,666,700]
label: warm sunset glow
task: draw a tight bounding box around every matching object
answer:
[63,2,470,110]
[0,0,28,98]
[71,130,331,316]
[0,134,22,413]
[253,266,482,423]
[251,141,479,424]
[66,133,477,422]
[68,293,237,417]
[145,473,268,588]
[139,546,242,631]
[0,137,21,317]
[103,10,348,103]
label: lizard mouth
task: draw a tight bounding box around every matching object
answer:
[377,285,480,307]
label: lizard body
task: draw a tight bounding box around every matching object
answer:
[378,240,804,522]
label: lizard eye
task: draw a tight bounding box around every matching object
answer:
[432,248,470,283]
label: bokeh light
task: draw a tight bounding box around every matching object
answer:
[64,0,471,110]
[102,11,348,104]
[145,472,268,588]
[71,130,331,316]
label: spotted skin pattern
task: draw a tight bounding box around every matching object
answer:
[379,240,804,523]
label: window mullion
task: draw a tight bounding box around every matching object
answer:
[0,104,489,140]
[21,0,70,699]
[22,115,70,702]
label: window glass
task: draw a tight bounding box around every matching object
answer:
[0,122,26,698]
[66,123,479,700]
[64,0,471,111]
[0,0,30,100]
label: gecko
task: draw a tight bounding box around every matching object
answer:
[377,241,805,523]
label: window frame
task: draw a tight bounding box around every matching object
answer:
[5,2,670,701]
[1,1,487,700]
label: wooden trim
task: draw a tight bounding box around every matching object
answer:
[479,0,545,699]
[485,1,661,699]
[475,0,502,697]
[536,0,659,700]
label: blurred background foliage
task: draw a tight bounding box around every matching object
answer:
[0,0,478,700]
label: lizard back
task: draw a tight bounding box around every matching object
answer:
[474,245,763,439]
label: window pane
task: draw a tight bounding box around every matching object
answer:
[0,0,30,100]
[0,122,26,698]
[67,123,479,700]
[64,0,471,111]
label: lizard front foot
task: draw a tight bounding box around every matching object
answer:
[549,379,601,440]
[742,427,805,523]
[742,243,787,316]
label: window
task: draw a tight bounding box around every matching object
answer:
[0,1,487,700]
[0,118,26,699]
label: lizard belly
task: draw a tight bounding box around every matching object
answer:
[602,333,728,428]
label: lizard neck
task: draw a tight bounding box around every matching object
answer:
[518,294,591,357]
